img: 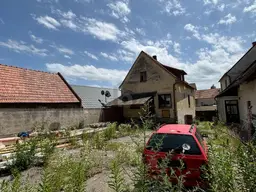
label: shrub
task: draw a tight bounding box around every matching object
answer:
[10,138,38,172]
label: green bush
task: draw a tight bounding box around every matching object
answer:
[10,139,38,172]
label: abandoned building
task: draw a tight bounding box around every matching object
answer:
[107,51,196,124]
[195,86,219,121]
[0,64,83,135]
[216,42,256,137]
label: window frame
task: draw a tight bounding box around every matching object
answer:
[140,71,147,82]
[158,94,172,108]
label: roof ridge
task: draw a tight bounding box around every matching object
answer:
[0,63,56,75]
[196,88,220,91]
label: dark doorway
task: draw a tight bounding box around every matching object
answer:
[225,100,240,124]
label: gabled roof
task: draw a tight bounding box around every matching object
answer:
[219,43,256,82]
[195,88,220,99]
[0,64,81,103]
[119,51,193,89]
[71,85,121,108]
[216,60,256,97]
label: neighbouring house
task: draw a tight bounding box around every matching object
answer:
[195,86,220,121]
[0,64,83,136]
[216,42,256,138]
[71,85,121,122]
[107,51,196,124]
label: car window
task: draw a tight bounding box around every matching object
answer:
[146,133,201,155]
[195,129,205,150]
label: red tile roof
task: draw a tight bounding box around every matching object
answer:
[0,64,81,103]
[195,88,220,99]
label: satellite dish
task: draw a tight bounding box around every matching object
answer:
[101,90,105,95]
[105,90,111,98]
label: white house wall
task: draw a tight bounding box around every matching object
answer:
[238,79,256,123]
[217,96,238,123]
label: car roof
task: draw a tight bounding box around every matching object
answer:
[156,124,195,135]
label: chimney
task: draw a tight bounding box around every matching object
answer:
[252,42,256,47]
[152,55,157,60]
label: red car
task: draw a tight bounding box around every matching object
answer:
[143,124,208,188]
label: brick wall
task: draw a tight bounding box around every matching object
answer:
[0,108,103,136]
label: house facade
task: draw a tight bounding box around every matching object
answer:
[107,51,195,124]
[195,87,219,121]
[216,42,256,137]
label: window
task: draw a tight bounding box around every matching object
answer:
[146,133,201,155]
[188,95,191,108]
[225,79,228,88]
[158,94,172,108]
[140,71,147,82]
[201,102,204,106]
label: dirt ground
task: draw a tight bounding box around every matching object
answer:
[0,131,153,192]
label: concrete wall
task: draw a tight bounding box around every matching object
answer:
[121,53,176,120]
[175,84,196,124]
[0,108,102,136]
[217,96,238,123]
[238,79,256,122]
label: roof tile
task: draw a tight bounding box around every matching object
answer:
[0,64,80,103]
[195,88,220,99]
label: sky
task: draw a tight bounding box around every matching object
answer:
[0,0,256,89]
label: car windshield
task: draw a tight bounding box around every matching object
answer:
[146,133,201,155]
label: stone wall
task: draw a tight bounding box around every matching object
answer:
[0,108,102,136]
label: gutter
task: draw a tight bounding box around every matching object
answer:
[173,82,178,123]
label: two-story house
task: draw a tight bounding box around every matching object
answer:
[216,42,256,132]
[107,51,196,124]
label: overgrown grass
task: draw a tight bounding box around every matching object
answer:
[3,113,256,192]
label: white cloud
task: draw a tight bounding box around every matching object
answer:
[64,55,71,59]
[81,18,121,41]
[173,42,181,54]
[184,24,200,39]
[29,32,44,44]
[46,63,127,86]
[244,2,256,14]
[0,39,48,56]
[218,4,225,11]
[50,44,74,55]
[100,52,118,61]
[60,19,78,30]
[218,14,237,25]
[0,18,4,24]
[84,51,98,60]
[34,15,61,30]
[117,49,134,62]
[135,28,146,36]
[107,0,131,23]
[203,0,218,5]
[158,0,186,16]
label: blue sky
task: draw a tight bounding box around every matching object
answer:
[0,0,256,89]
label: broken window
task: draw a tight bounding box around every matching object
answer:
[158,94,172,108]
[140,71,147,82]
